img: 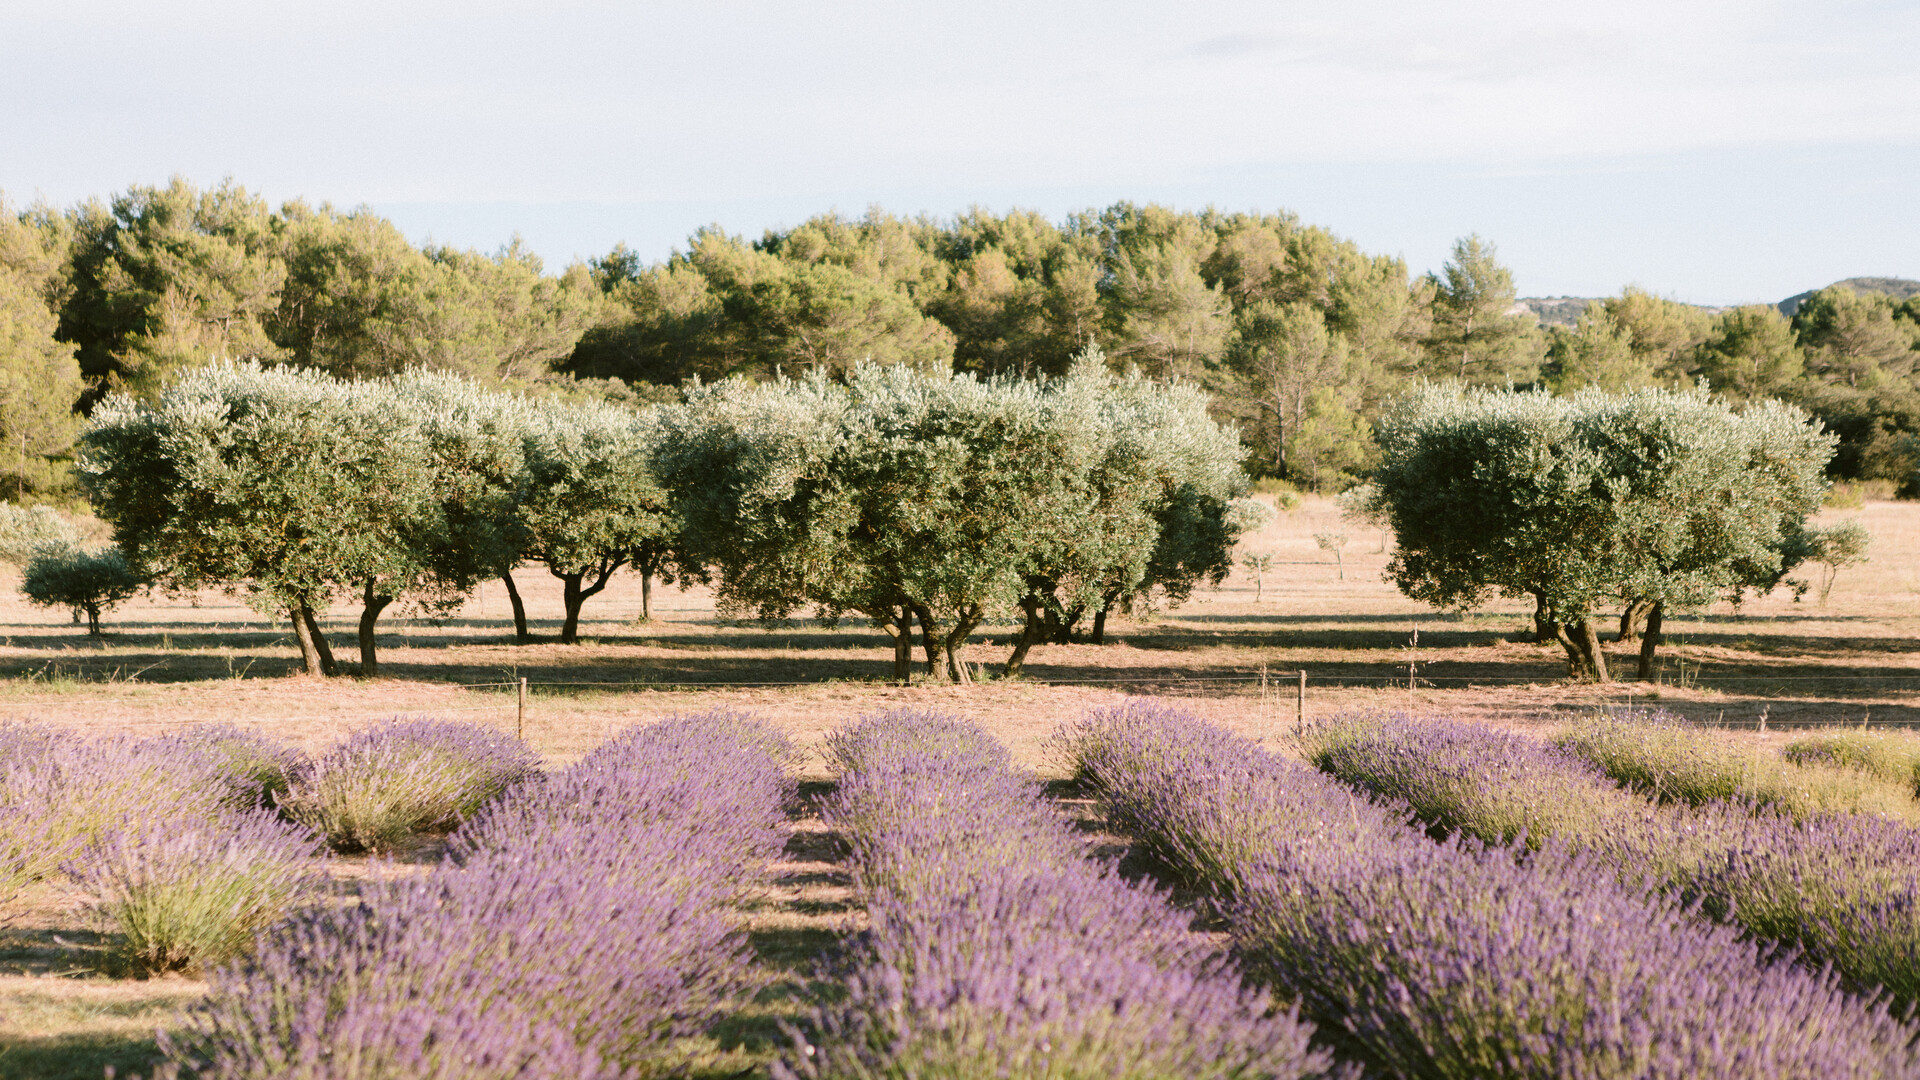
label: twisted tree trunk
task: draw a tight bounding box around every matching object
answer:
[1553,618,1609,683]
[358,579,394,677]
[1637,600,1664,681]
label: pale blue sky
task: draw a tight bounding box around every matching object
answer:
[3,0,1915,305]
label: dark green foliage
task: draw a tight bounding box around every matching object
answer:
[19,544,143,634]
[1372,384,1833,681]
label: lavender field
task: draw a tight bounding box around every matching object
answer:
[4,704,1920,1078]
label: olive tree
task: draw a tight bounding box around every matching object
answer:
[516,397,686,643]
[77,363,436,676]
[1005,355,1252,668]
[661,365,1088,683]
[1372,384,1833,682]
[20,544,143,634]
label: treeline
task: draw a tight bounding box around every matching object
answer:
[78,359,1258,682]
[7,177,1920,501]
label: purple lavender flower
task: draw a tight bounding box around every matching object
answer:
[168,709,795,1079]
[1059,700,1920,1077]
[783,709,1330,1080]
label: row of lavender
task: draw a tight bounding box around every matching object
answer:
[1306,710,1920,1011]
[1058,702,1920,1077]
[0,718,540,974]
[780,709,1331,1078]
[161,708,796,1079]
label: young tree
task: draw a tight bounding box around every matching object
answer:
[77,363,435,676]
[20,544,143,635]
[1372,385,1832,681]
[1422,235,1542,386]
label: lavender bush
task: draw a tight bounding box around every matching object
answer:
[782,864,1330,1080]
[1301,711,1920,1011]
[784,709,1330,1080]
[69,808,324,975]
[1557,710,1920,824]
[154,724,304,809]
[1058,700,1920,1078]
[168,709,793,1079]
[1786,728,1920,795]
[820,708,1013,774]
[281,717,539,852]
[0,722,263,893]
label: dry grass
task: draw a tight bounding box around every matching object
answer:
[3,497,1918,1075]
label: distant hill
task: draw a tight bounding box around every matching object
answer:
[1778,278,1920,316]
[1514,297,1596,327]
[1514,295,1726,328]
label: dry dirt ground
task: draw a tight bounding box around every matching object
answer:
[2,495,1916,1076]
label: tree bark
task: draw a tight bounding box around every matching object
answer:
[553,558,624,644]
[1531,591,1559,643]
[1618,598,1654,644]
[84,603,102,635]
[882,606,915,685]
[942,605,984,684]
[912,604,939,674]
[1637,600,1663,681]
[290,607,324,676]
[293,603,337,677]
[1553,618,1609,683]
[358,579,394,677]
[1091,604,1110,645]
[639,571,653,622]
[501,572,530,643]
[1005,598,1045,678]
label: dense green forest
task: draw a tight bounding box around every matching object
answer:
[4,177,1919,501]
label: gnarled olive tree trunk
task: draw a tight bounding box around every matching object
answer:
[1637,600,1664,681]
[1553,618,1609,683]
[358,579,395,677]
[1617,598,1656,644]
[553,556,627,644]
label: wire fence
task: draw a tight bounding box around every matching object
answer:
[6,663,1918,737]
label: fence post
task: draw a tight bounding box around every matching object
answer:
[1297,669,1306,733]
[517,677,527,741]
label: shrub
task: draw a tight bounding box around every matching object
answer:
[1785,728,1920,795]
[782,865,1329,1080]
[785,709,1328,1080]
[281,718,538,852]
[1058,701,1920,1078]
[153,724,304,810]
[167,710,794,1079]
[0,724,249,893]
[1298,711,1920,1013]
[1557,710,1920,825]
[820,707,1011,775]
[69,808,323,975]
[19,543,144,634]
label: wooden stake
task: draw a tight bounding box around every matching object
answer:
[517,677,527,741]
[1296,669,1307,733]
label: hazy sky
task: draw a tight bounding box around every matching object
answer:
[4,0,1915,304]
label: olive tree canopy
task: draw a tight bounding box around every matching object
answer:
[77,362,436,676]
[1372,384,1833,682]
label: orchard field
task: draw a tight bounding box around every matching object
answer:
[2,494,1918,1078]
